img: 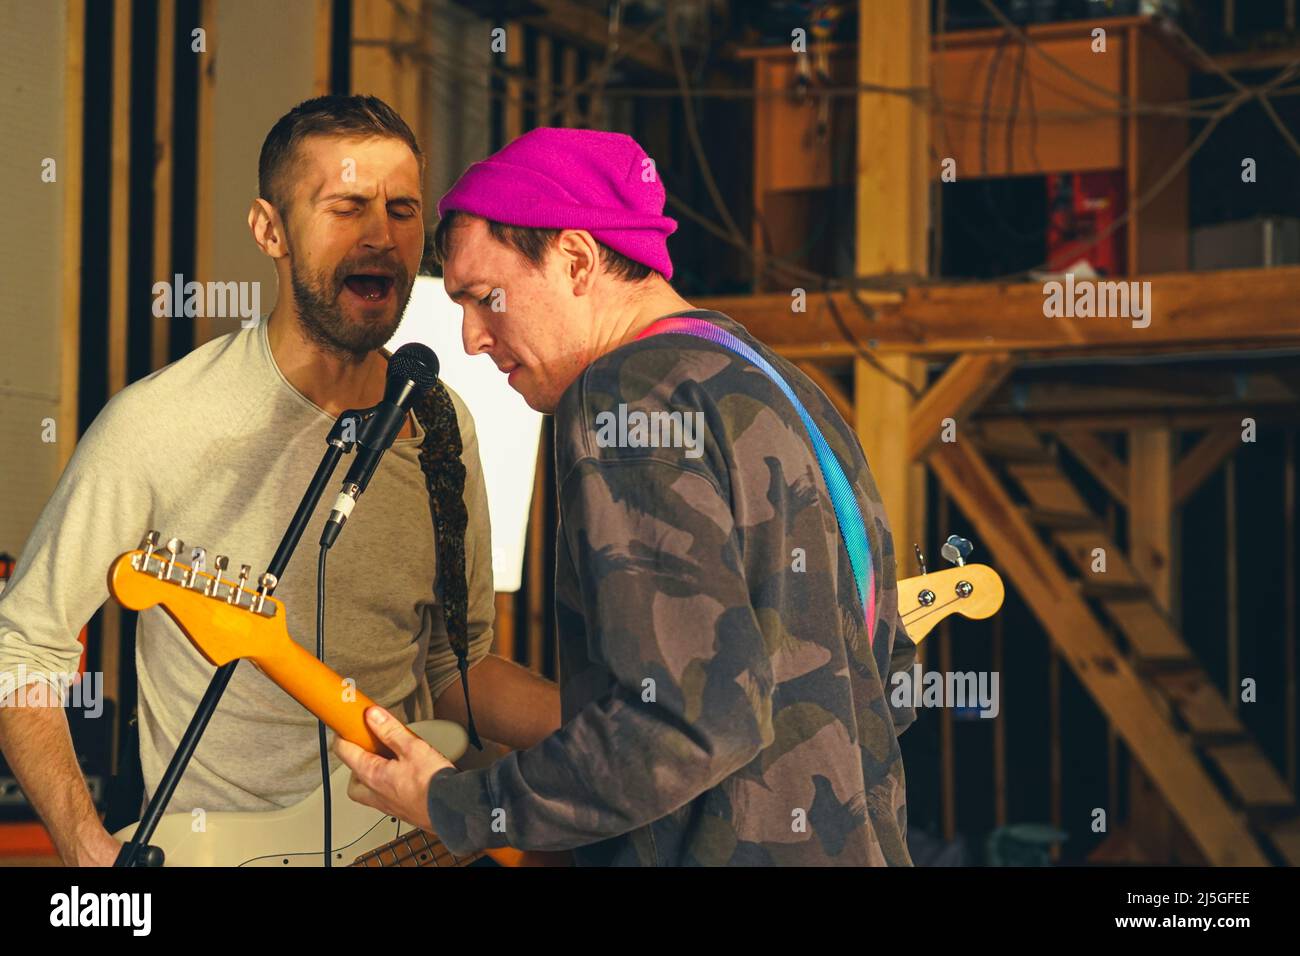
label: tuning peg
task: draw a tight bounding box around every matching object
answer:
[159,538,184,580]
[227,563,251,606]
[183,547,207,588]
[914,544,927,576]
[253,572,278,614]
[940,535,974,567]
[205,555,229,598]
[139,531,161,564]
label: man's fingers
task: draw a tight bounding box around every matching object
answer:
[364,705,421,758]
[333,735,364,765]
[334,734,391,788]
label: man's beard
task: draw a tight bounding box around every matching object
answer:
[289,253,413,360]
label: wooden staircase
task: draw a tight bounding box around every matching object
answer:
[926,418,1298,866]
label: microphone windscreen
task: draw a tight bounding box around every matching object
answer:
[388,342,440,392]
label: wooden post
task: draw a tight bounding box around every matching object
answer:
[526,439,546,673]
[857,0,928,277]
[313,0,332,96]
[992,609,1006,827]
[1225,458,1239,711]
[561,46,578,127]
[152,0,176,373]
[59,0,85,472]
[505,22,523,139]
[494,592,516,662]
[1049,646,1061,862]
[102,0,134,755]
[937,493,955,842]
[855,1,929,565]
[109,0,131,399]
[536,33,553,130]
[1127,426,1177,860]
[1286,430,1297,789]
[194,0,216,348]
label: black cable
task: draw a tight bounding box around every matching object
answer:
[317,544,332,868]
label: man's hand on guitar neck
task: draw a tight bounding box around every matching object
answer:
[334,706,454,832]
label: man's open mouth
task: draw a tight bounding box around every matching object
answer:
[342,274,395,301]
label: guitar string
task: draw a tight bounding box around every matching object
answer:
[901,594,964,626]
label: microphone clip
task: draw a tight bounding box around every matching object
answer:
[327,407,377,452]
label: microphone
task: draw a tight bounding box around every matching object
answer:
[320,343,440,549]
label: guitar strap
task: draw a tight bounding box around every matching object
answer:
[637,316,877,649]
[411,382,483,750]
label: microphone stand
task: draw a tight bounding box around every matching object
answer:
[115,409,373,867]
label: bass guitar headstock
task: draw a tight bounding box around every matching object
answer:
[900,535,1005,643]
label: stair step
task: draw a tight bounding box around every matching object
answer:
[977,419,1047,453]
[1204,743,1296,811]
[1149,670,1246,740]
[1101,599,1194,665]
[1005,464,1097,517]
[974,438,1054,463]
[1024,507,1103,530]
[1078,579,1152,600]
[1263,816,1300,867]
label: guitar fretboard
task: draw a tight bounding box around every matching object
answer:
[350,828,487,868]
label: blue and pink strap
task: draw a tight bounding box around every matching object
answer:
[637,316,877,648]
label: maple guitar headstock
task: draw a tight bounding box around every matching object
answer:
[898,535,1005,644]
[108,531,395,756]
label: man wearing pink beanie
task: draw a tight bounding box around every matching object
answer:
[338,127,917,867]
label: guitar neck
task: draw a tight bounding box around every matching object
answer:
[351,829,487,868]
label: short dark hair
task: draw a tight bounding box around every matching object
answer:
[431,210,656,283]
[258,95,425,216]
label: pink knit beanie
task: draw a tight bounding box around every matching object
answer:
[437,127,678,279]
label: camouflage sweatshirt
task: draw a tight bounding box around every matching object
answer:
[427,309,917,865]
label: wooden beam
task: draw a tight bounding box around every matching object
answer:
[927,439,1268,865]
[1172,426,1241,508]
[521,0,673,77]
[1056,430,1129,506]
[996,406,1300,433]
[696,267,1300,357]
[984,370,1297,417]
[908,352,1014,461]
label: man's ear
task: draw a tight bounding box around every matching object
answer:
[556,229,600,296]
[249,198,289,259]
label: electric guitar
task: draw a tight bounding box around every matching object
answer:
[107,531,1002,867]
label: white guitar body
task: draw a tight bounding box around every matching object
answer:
[113,720,469,867]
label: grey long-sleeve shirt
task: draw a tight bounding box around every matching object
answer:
[0,318,494,814]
